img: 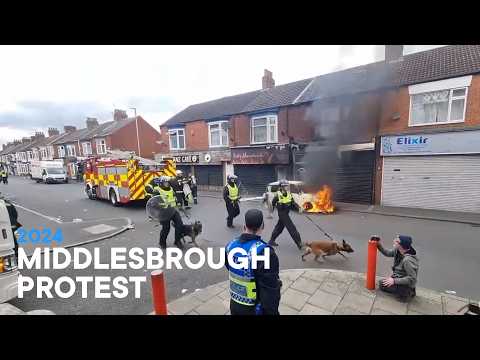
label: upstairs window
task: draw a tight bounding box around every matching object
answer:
[251,115,278,144]
[58,145,66,158]
[209,121,229,147]
[96,139,107,154]
[82,142,92,155]
[169,128,185,150]
[66,144,76,157]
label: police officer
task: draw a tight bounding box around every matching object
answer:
[223,174,241,228]
[1,168,8,184]
[1,195,21,257]
[225,209,281,315]
[268,179,303,250]
[146,176,185,250]
[171,170,186,208]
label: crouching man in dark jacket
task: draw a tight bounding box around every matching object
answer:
[377,235,419,302]
[225,209,282,315]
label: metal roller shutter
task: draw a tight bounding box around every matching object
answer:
[382,155,480,213]
[334,151,375,204]
[235,165,276,196]
[195,165,223,186]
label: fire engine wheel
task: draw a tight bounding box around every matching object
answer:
[109,189,120,207]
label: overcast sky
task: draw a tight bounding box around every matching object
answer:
[0,45,444,146]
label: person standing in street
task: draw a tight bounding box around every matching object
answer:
[225,209,282,315]
[268,179,303,250]
[146,176,185,250]
[1,168,8,184]
[187,172,198,205]
[224,174,241,228]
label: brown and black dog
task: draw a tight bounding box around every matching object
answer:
[301,239,354,262]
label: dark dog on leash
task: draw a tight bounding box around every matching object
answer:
[180,220,203,247]
[301,239,354,262]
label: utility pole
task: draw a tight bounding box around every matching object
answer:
[130,107,140,157]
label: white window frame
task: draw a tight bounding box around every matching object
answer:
[33,149,40,161]
[250,114,278,144]
[408,87,468,127]
[66,144,76,157]
[26,151,33,161]
[82,141,92,155]
[47,146,54,159]
[168,128,186,150]
[58,145,66,158]
[96,138,107,155]
[208,121,229,148]
[40,147,48,159]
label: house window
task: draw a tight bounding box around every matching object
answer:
[33,150,40,161]
[40,148,48,159]
[410,87,468,126]
[251,115,278,144]
[47,146,54,159]
[96,139,107,154]
[209,121,229,147]
[27,151,33,161]
[66,144,76,157]
[82,142,92,155]
[169,128,185,150]
[58,145,66,158]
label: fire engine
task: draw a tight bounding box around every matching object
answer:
[83,150,176,206]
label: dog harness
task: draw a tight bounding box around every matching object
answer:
[225,237,268,306]
[227,184,239,201]
[277,191,293,204]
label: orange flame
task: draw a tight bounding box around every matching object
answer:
[303,185,335,214]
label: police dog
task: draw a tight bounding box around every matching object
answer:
[301,239,354,262]
[180,220,203,247]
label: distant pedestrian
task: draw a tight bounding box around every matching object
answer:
[225,209,282,315]
[377,235,419,302]
[1,168,8,184]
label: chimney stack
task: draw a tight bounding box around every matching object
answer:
[34,131,45,140]
[13,140,21,145]
[48,127,60,137]
[2,144,5,150]
[385,45,404,62]
[114,109,128,121]
[22,137,31,144]
[64,125,77,133]
[262,69,275,89]
[86,117,99,130]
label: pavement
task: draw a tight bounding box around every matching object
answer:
[163,269,477,315]
[3,177,480,314]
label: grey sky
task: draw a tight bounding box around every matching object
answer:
[0,45,444,146]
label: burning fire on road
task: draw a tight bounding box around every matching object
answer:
[303,185,335,214]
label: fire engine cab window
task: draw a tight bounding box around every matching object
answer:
[98,167,106,175]
[169,129,185,150]
[410,87,467,126]
[116,167,127,174]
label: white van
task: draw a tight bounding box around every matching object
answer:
[31,160,68,184]
[0,199,18,303]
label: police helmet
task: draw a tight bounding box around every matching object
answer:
[227,174,238,182]
[176,170,183,177]
[279,179,289,187]
[159,175,170,184]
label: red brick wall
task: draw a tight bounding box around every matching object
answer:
[379,74,480,135]
[109,117,162,159]
[231,114,250,146]
[186,120,209,150]
[158,126,170,153]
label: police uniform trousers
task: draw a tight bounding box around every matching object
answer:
[270,206,301,247]
[160,210,184,248]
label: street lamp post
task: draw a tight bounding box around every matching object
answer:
[130,107,140,157]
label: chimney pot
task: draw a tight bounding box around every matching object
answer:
[86,117,99,130]
[262,69,275,89]
[385,45,404,62]
[114,109,128,121]
[64,125,77,133]
[48,127,60,137]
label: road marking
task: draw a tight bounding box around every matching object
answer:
[13,203,63,223]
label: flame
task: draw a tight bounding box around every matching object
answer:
[303,185,335,214]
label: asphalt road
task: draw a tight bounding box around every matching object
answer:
[3,176,479,314]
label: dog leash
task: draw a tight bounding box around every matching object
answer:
[304,214,335,241]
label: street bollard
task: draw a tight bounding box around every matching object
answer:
[151,270,168,315]
[366,236,380,290]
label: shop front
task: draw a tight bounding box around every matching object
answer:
[231,145,290,195]
[156,150,231,191]
[380,129,480,213]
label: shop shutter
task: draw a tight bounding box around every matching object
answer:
[235,165,276,195]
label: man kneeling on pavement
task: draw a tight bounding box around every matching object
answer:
[377,235,419,302]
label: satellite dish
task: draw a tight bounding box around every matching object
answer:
[146,195,175,222]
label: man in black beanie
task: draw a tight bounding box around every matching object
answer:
[377,235,419,302]
[225,209,282,315]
